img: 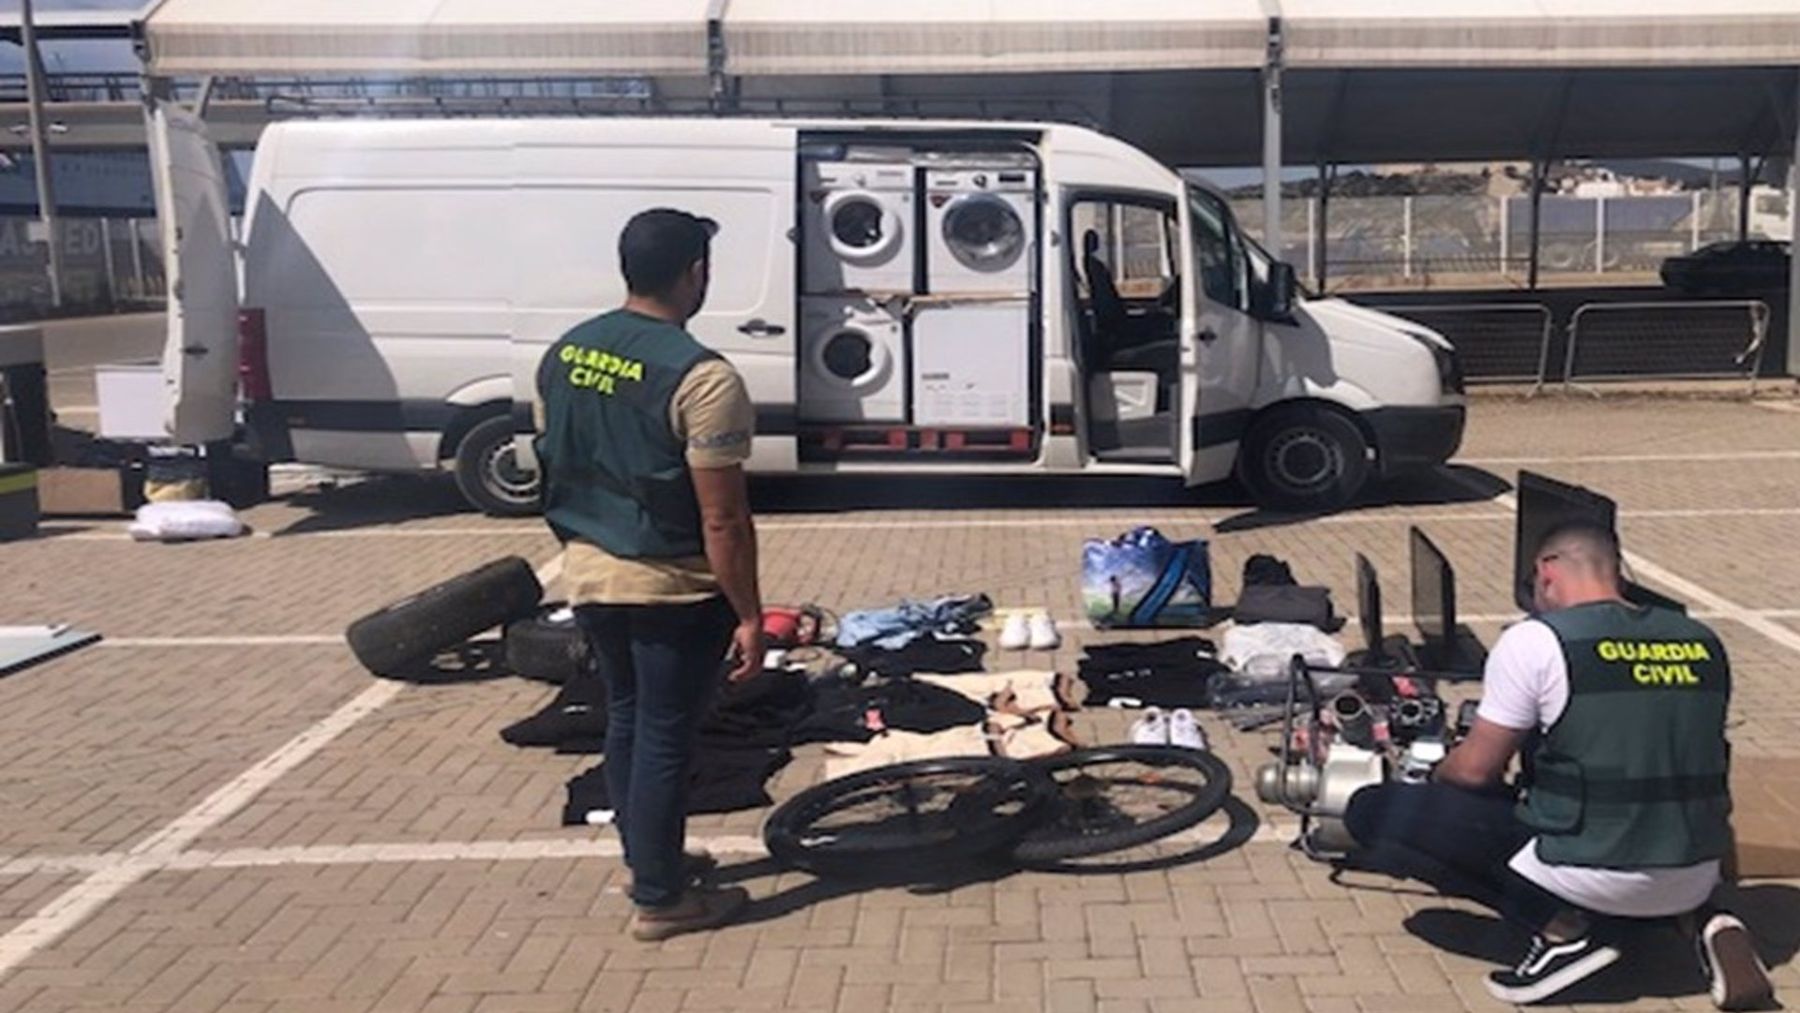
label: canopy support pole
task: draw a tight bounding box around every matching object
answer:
[1261,16,1284,257]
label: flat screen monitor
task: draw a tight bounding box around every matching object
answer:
[1514,471,1617,612]
[1356,552,1382,656]
[1410,526,1453,649]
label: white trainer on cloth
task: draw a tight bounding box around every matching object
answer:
[1028,614,1061,650]
[1130,706,1170,745]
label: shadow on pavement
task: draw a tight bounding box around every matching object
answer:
[1403,882,1800,1006]
[1210,464,1513,533]
[272,474,481,535]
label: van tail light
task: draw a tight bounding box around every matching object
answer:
[237,308,272,402]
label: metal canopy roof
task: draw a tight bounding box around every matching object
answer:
[140,0,714,76]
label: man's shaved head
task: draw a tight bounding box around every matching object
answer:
[1531,521,1623,612]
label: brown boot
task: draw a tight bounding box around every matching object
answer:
[629,886,749,942]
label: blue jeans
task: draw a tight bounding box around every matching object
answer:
[575,596,734,909]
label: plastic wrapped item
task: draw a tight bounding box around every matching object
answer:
[1206,667,1359,709]
[1082,527,1212,628]
[128,499,245,541]
[1221,622,1347,673]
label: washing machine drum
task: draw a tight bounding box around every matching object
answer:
[942,194,1026,271]
[825,191,904,263]
[815,325,890,389]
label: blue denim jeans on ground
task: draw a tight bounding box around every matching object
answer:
[574,596,734,909]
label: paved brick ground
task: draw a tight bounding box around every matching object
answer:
[6,395,1800,1012]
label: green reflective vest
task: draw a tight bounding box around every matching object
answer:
[1519,602,1733,868]
[534,309,719,559]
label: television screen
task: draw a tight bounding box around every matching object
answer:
[1514,471,1618,612]
[1410,526,1453,648]
[1356,553,1382,655]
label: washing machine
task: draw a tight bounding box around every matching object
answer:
[798,296,907,424]
[911,299,1031,428]
[802,161,917,295]
[924,168,1036,294]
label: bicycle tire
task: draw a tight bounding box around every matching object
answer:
[1010,745,1234,866]
[764,757,1053,876]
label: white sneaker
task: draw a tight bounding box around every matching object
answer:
[998,614,1031,650]
[1027,613,1061,650]
[1130,707,1170,745]
[1169,709,1208,750]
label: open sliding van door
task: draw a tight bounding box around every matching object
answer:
[148,101,240,445]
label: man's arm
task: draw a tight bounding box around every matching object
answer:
[1433,717,1529,790]
[691,464,762,681]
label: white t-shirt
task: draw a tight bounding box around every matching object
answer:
[1478,619,1720,918]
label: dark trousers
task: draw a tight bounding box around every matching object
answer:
[1344,782,1584,934]
[575,597,734,909]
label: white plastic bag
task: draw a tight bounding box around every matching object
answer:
[128,499,246,541]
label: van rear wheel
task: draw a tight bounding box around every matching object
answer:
[454,414,542,517]
[1237,405,1370,514]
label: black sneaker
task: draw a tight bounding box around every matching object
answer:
[1486,932,1622,1004]
[1697,912,1775,1011]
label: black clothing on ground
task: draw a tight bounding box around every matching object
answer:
[501,677,606,747]
[1232,584,1346,633]
[839,638,987,679]
[1242,554,1297,588]
[794,678,987,743]
[1344,781,1579,934]
[1077,638,1227,708]
[563,746,791,824]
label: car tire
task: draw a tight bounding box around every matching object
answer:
[1237,404,1371,514]
[503,604,589,685]
[453,414,542,517]
[346,556,544,678]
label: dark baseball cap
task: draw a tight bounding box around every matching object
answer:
[619,208,719,295]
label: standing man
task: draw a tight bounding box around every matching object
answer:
[1344,522,1773,1009]
[535,209,763,941]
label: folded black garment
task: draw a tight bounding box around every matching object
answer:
[839,638,987,679]
[501,674,606,748]
[1231,584,1346,633]
[562,746,792,824]
[1078,637,1226,708]
[1243,554,1297,588]
[512,667,816,754]
[793,677,987,744]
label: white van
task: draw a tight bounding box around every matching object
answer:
[153,106,1465,515]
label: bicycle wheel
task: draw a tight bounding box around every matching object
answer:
[1010,745,1234,866]
[764,757,1052,876]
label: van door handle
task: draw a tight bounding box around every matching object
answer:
[737,319,786,337]
[1198,329,1219,344]
[181,345,209,356]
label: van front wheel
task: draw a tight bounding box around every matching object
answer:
[1237,405,1370,513]
[454,414,542,517]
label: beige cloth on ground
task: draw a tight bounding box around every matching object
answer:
[822,725,992,781]
[914,671,1062,713]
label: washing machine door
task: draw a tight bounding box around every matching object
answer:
[813,322,893,391]
[942,194,1026,272]
[825,191,905,264]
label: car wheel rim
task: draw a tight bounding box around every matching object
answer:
[1267,429,1341,493]
[483,441,540,504]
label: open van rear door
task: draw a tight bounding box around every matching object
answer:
[149,101,239,444]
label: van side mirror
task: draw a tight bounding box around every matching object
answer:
[1257,262,1299,323]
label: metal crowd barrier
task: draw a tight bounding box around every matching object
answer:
[1382,303,1555,391]
[1563,300,1770,397]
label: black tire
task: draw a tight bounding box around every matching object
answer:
[764,758,1054,877]
[346,556,544,678]
[453,414,542,517]
[503,604,588,685]
[1237,404,1371,513]
[1010,745,1234,867]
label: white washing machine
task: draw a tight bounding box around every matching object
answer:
[924,168,1036,294]
[798,296,907,424]
[911,300,1031,428]
[802,161,917,295]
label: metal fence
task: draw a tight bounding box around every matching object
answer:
[1231,190,1790,293]
[1382,304,1554,386]
[0,216,165,320]
[1564,301,1769,394]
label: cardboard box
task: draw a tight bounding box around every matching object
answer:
[37,466,146,517]
[1730,756,1800,878]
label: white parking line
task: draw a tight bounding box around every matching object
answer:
[0,552,565,980]
[1462,450,1800,466]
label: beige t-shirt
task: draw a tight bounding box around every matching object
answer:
[556,357,755,605]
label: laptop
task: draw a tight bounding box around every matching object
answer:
[1355,552,1419,671]
[1409,526,1487,675]
[1515,470,1686,614]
